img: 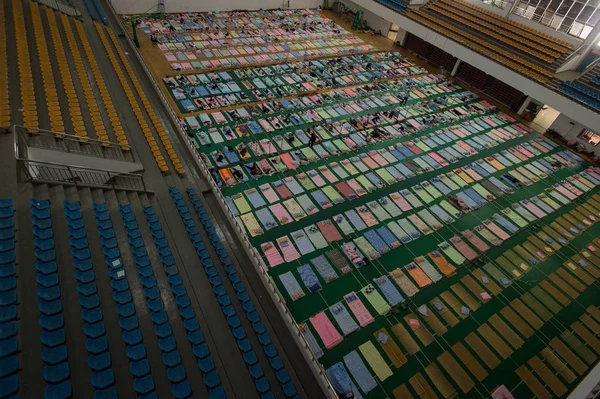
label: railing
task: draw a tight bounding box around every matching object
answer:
[17,158,149,192]
[35,0,81,17]
[103,1,338,397]
[13,125,136,163]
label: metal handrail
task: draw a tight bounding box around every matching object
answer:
[34,0,82,16]
[17,158,149,192]
[13,125,136,163]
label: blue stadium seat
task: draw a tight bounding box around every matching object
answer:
[130,359,151,378]
[86,337,108,355]
[43,380,72,399]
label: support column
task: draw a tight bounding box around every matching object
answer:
[450,59,461,76]
[517,96,532,115]
[396,29,408,47]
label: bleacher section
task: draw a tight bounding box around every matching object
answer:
[168,185,300,398]
[72,18,127,146]
[407,0,573,82]
[375,0,409,14]
[0,4,9,130]
[14,0,38,130]
[0,200,18,398]
[6,0,188,167]
[95,24,184,174]
[555,62,600,112]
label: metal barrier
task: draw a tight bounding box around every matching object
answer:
[17,158,149,192]
[35,0,81,17]
[13,125,136,163]
[107,4,338,397]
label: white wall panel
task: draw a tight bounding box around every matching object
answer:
[111,0,322,14]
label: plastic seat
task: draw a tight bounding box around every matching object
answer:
[123,329,143,346]
[42,345,68,366]
[89,352,112,372]
[270,356,283,371]
[227,316,241,329]
[283,382,297,398]
[198,357,215,373]
[162,350,182,368]
[217,295,231,307]
[75,270,95,285]
[209,386,226,399]
[35,263,58,279]
[77,281,97,296]
[264,344,277,359]
[144,287,160,300]
[150,311,168,325]
[172,284,187,298]
[238,292,250,303]
[39,299,62,316]
[113,290,132,305]
[0,321,17,340]
[84,322,105,339]
[95,385,118,399]
[134,375,155,396]
[73,258,93,272]
[130,359,151,378]
[158,336,176,353]
[255,377,270,394]
[126,344,147,362]
[253,322,266,335]
[203,371,220,389]
[0,337,18,359]
[38,286,60,301]
[116,303,135,318]
[243,351,258,366]
[154,323,172,339]
[119,315,139,331]
[276,369,290,384]
[40,314,64,331]
[43,362,70,384]
[168,366,187,384]
[188,330,204,346]
[247,311,260,324]
[192,343,209,359]
[183,318,200,333]
[44,380,72,399]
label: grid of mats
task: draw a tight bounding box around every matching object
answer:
[133,10,375,72]
[140,14,600,399]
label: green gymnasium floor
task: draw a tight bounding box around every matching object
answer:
[183,49,600,398]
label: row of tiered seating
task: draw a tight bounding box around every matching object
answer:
[446,0,571,50]
[31,198,72,398]
[0,4,9,129]
[13,0,38,130]
[46,8,87,139]
[63,200,117,395]
[407,8,554,82]
[559,81,600,110]
[375,0,409,14]
[92,201,157,397]
[105,28,184,175]
[141,204,226,397]
[429,1,559,64]
[180,186,300,398]
[118,203,193,398]
[436,0,569,56]
[94,24,170,172]
[186,188,299,398]
[72,19,128,147]
[0,199,18,397]
[94,24,183,174]
[169,186,284,398]
[31,3,65,136]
